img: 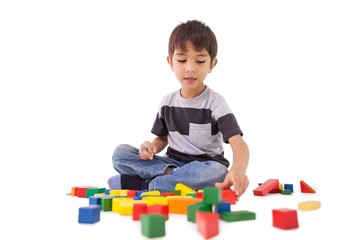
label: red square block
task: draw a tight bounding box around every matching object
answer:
[147,204,169,220]
[222,189,236,204]
[133,203,148,221]
[196,211,220,239]
[272,208,299,230]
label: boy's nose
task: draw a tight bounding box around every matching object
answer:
[186,64,196,73]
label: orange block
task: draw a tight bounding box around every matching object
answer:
[168,197,202,214]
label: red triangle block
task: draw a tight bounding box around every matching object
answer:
[300,180,316,193]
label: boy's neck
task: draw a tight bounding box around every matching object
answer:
[180,85,206,99]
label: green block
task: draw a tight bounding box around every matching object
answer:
[280,189,292,195]
[141,214,166,238]
[220,211,256,222]
[187,202,212,223]
[100,196,113,212]
[168,190,181,196]
[203,187,222,205]
[86,188,106,198]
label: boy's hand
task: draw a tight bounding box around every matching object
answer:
[215,170,249,201]
[139,141,157,160]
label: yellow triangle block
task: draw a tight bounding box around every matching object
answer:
[298,200,321,210]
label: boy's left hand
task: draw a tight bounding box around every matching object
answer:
[215,169,249,201]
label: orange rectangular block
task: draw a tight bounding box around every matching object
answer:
[168,197,202,214]
[253,179,279,196]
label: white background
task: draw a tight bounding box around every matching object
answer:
[1,0,359,239]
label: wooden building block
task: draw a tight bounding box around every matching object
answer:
[196,211,220,239]
[253,179,279,196]
[272,208,299,230]
[133,203,148,220]
[187,202,212,223]
[220,210,256,222]
[141,214,166,238]
[168,197,202,214]
[147,204,169,220]
[203,187,222,205]
[298,200,321,210]
[300,180,316,193]
[78,205,101,224]
[175,183,196,196]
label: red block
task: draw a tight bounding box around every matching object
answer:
[272,208,299,230]
[133,203,148,221]
[300,180,316,193]
[76,186,96,198]
[127,190,138,198]
[253,179,279,196]
[196,211,220,239]
[222,189,236,204]
[147,204,169,220]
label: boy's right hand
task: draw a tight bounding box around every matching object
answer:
[139,141,157,160]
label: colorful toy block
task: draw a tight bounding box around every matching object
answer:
[168,197,202,214]
[253,179,279,196]
[141,214,166,238]
[221,189,237,204]
[220,210,256,222]
[196,211,220,239]
[175,183,196,196]
[203,187,222,205]
[298,200,321,210]
[133,203,148,220]
[215,201,231,213]
[300,180,316,193]
[272,208,299,230]
[284,184,293,192]
[78,205,101,224]
[147,204,169,220]
[187,202,212,223]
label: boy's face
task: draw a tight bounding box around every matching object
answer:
[167,41,217,98]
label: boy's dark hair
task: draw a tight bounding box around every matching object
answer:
[168,20,218,62]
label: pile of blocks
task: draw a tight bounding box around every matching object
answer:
[69,179,320,238]
[71,183,255,238]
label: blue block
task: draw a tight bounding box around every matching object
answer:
[78,205,101,224]
[89,196,102,205]
[216,201,231,213]
[284,184,294,192]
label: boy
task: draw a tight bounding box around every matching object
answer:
[108,20,249,200]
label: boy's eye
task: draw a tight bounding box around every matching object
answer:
[197,60,206,64]
[177,59,186,63]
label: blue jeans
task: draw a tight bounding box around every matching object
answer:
[112,144,228,192]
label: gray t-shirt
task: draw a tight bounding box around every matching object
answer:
[151,86,242,167]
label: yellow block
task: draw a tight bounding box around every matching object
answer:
[112,197,133,213]
[109,189,129,196]
[142,196,168,206]
[175,183,196,196]
[141,190,161,197]
[298,200,321,210]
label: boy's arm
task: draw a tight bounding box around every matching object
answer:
[215,134,250,200]
[151,135,168,154]
[139,136,168,160]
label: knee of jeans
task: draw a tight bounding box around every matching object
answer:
[207,161,228,177]
[112,144,132,162]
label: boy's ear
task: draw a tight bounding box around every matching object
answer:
[208,58,218,73]
[167,56,174,70]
